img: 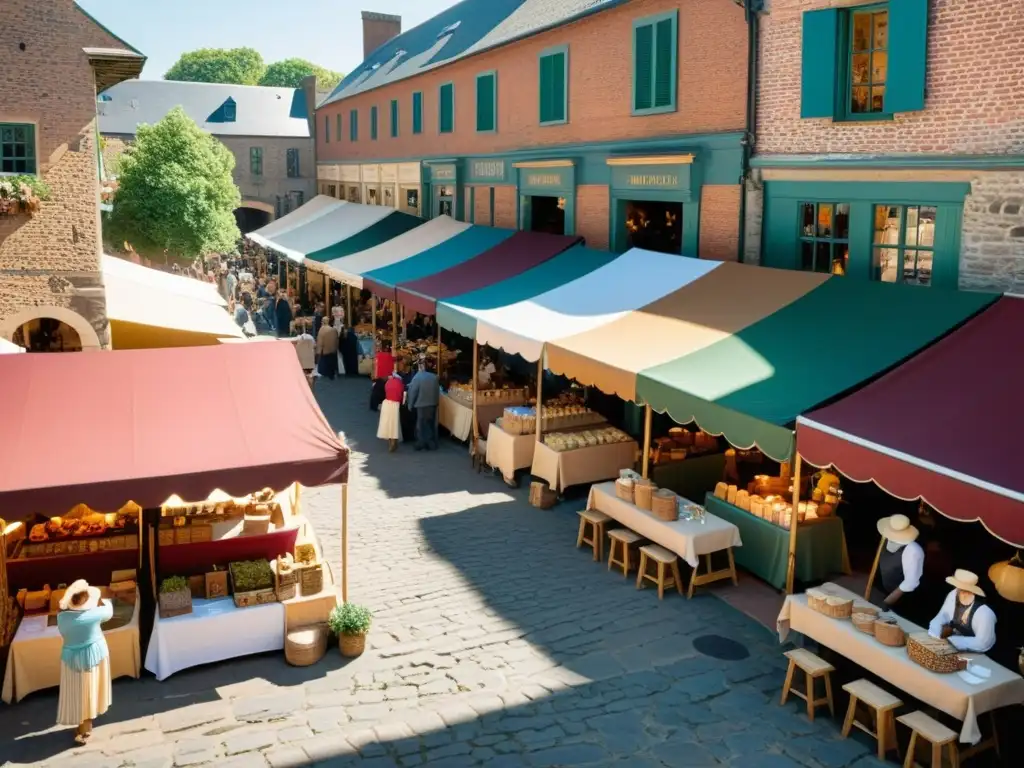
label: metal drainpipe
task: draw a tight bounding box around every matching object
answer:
[736,0,759,264]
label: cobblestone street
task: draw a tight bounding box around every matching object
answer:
[1,377,890,768]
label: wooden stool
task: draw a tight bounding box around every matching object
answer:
[607,528,643,576]
[780,648,835,721]
[635,544,684,599]
[576,509,611,561]
[841,679,903,761]
[898,711,959,768]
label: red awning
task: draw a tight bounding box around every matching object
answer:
[396,231,581,316]
[0,343,349,518]
[797,296,1024,546]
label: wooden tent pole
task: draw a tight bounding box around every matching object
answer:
[346,285,353,326]
[864,537,885,601]
[325,276,331,318]
[535,356,544,443]
[371,294,377,350]
[391,301,398,351]
[785,452,802,595]
[641,405,652,479]
[341,483,348,603]
[437,324,443,379]
[472,340,479,446]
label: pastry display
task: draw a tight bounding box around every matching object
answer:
[543,426,632,452]
[446,383,527,408]
[501,403,605,436]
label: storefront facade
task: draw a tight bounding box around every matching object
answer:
[317,161,422,216]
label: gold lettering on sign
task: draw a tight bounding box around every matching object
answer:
[527,174,561,186]
[472,161,504,179]
[628,174,679,187]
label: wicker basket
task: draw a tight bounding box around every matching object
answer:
[906,633,968,673]
[300,563,323,596]
[651,489,678,521]
[873,617,907,647]
[339,632,366,658]
[634,480,655,510]
[285,624,328,666]
[615,478,635,503]
[808,592,853,619]
[851,612,877,634]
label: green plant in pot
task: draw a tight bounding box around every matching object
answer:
[328,602,372,657]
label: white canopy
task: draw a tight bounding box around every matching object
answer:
[257,203,394,263]
[320,216,470,288]
[101,255,226,306]
[0,337,25,354]
[472,249,720,362]
[247,195,345,246]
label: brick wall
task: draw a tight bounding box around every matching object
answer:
[757,0,1024,155]
[362,12,402,61]
[493,186,517,229]
[472,186,492,226]
[0,0,125,347]
[960,171,1024,292]
[319,0,747,163]
[576,185,610,250]
[698,185,741,261]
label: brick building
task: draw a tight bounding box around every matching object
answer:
[748,0,1024,292]
[99,80,317,234]
[0,1,143,350]
[315,0,751,259]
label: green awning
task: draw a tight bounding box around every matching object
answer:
[305,211,422,263]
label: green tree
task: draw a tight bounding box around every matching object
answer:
[164,47,265,85]
[107,107,241,260]
[259,58,343,91]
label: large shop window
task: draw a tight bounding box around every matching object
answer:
[873,204,935,286]
[538,47,568,125]
[439,83,455,134]
[1,123,36,174]
[798,202,850,275]
[632,11,678,116]
[624,200,682,255]
[800,0,927,120]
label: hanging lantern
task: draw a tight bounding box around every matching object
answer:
[988,552,1024,603]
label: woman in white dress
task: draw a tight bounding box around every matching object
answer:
[377,372,405,451]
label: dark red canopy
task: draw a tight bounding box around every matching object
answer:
[797,297,1024,546]
[0,342,349,518]
[396,231,581,316]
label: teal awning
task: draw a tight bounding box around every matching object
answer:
[305,211,422,263]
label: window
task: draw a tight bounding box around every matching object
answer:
[475,72,497,132]
[370,106,378,140]
[412,91,423,135]
[538,48,568,125]
[324,115,330,143]
[632,11,677,115]
[249,147,263,177]
[798,202,850,275]
[222,99,236,122]
[873,205,935,285]
[286,148,300,178]
[439,82,454,134]
[1,123,36,174]
[390,99,399,138]
[801,2,927,120]
[349,109,358,141]
[336,114,342,142]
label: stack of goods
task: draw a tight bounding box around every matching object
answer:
[500,402,605,436]
[543,426,632,452]
[293,542,324,597]
[19,504,140,558]
[229,559,277,607]
[159,488,283,544]
[392,338,457,369]
[806,588,853,619]
[651,429,719,464]
[275,554,299,600]
[906,633,968,673]
[446,383,527,408]
[716,483,822,529]
[651,488,679,521]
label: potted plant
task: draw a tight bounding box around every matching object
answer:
[329,602,372,657]
[158,575,193,618]
[0,175,51,217]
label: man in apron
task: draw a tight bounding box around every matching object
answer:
[927,569,997,654]
[875,514,926,625]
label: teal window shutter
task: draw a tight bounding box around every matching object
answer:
[370,106,378,140]
[652,17,676,109]
[350,109,358,141]
[633,24,653,111]
[538,49,567,124]
[412,92,423,134]
[476,72,496,132]
[324,115,330,143]
[439,83,454,133]
[390,99,399,137]
[886,0,928,113]
[632,13,676,115]
[336,114,342,142]
[800,9,840,118]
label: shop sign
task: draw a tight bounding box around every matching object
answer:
[526,173,561,187]
[627,173,679,187]
[611,164,691,195]
[430,164,457,182]
[469,159,506,182]
[517,163,573,191]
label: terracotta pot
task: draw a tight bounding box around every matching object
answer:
[339,632,366,657]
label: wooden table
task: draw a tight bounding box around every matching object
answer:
[531,440,638,493]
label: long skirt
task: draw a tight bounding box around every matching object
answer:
[317,352,338,379]
[377,400,402,441]
[57,656,112,726]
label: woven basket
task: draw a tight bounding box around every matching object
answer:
[634,481,655,510]
[907,633,968,673]
[339,632,366,658]
[851,612,877,634]
[615,478,635,503]
[300,563,323,596]
[873,618,907,647]
[285,624,328,666]
[651,489,678,521]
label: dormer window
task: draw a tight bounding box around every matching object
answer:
[437,21,461,39]
[223,98,237,122]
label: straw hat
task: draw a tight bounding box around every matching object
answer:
[59,579,101,611]
[876,514,919,544]
[946,569,986,598]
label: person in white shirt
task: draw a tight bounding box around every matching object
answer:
[477,355,497,387]
[292,321,315,374]
[928,569,997,654]
[875,514,925,614]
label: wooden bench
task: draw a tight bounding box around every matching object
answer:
[841,679,903,761]
[897,711,959,768]
[576,509,611,561]
[635,543,684,599]
[607,528,644,577]
[780,648,835,721]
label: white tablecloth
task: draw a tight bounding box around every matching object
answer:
[144,597,285,681]
[532,440,638,492]
[485,426,537,482]
[439,395,513,442]
[586,483,742,569]
[777,583,1024,744]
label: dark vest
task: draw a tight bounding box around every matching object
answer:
[950,596,984,637]
[878,546,906,594]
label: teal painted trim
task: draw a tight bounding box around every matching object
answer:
[767,180,971,204]
[886,0,929,114]
[439,82,455,134]
[538,45,569,126]
[632,10,678,117]
[752,153,1024,170]
[390,99,399,138]
[488,187,495,226]
[835,4,894,122]
[412,91,423,135]
[324,115,330,143]
[475,70,498,133]
[468,186,476,223]
[800,9,839,119]
[370,105,378,140]
[682,203,700,257]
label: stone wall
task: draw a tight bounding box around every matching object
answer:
[960,171,1024,292]
[743,180,764,265]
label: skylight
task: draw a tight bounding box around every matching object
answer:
[437,21,461,39]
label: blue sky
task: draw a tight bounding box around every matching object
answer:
[78,0,461,80]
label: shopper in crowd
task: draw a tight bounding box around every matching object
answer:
[56,581,113,744]
[293,319,315,374]
[226,268,238,301]
[274,288,293,339]
[407,357,440,451]
[315,316,339,379]
[340,324,360,378]
[312,301,325,340]
[928,569,997,653]
[397,359,417,443]
[378,371,405,452]
[370,342,395,411]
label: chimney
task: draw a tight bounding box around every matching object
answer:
[362,11,402,60]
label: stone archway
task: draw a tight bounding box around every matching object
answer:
[0,306,103,351]
[234,200,275,235]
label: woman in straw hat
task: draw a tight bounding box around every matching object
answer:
[56,580,113,743]
[928,569,997,654]
[875,514,926,621]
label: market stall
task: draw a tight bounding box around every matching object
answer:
[252,201,393,265]
[440,385,528,442]
[247,195,345,249]
[305,210,423,266]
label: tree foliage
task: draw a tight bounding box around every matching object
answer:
[164,47,265,85]
[107,108,241,260]
[259,58,343,90]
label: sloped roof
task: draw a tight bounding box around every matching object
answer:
[99,80,311,138]
[321,0,623,105]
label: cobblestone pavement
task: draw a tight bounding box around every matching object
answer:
[1,377,891,768]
